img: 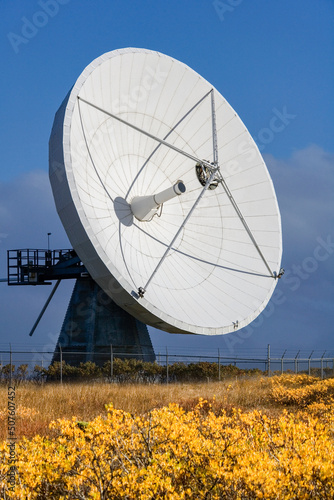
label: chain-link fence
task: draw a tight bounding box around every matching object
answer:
[1,345,333,384]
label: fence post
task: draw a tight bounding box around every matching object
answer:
[218,348,221,381]
[110,344,113,382]
[267,344,271,376]
[281,349,286,375]
[308,350,314,376]
[294,350,300,374]
[321,357,323,379]
[60,346,63,385]
[321,351,326,379]
[166,347,169,385]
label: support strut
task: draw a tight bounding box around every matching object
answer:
[29,279,61,336]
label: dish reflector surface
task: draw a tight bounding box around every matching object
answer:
[49,48,282,335]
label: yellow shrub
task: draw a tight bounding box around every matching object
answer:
[1,399,334,499]
[269,375,334,408]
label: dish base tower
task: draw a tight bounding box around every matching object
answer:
[52,277,155,366]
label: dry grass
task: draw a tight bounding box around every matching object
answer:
[2,376,273,439]
[0,375,285,439]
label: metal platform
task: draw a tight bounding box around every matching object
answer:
[7,249,86,285]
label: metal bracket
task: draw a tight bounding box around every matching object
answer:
[274,268,285,279]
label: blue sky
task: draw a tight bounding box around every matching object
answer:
[0,0,333,363]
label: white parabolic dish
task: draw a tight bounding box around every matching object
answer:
[49,47,282,335]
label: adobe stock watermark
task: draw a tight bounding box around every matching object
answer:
[50,62,168,184]
[7,0,71,54]
[219,105,296,180]
[254,107,296,152]
[213,0,244,22]
[283,235,334,291]
[56,283,119,347]
[111,65,167,115]
[223,234,334,354]
[31,331,59,367]
[0,233,8,244]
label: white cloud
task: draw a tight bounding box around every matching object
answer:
[265,144,334,263]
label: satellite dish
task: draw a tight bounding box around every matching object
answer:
[49,48,282,336]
